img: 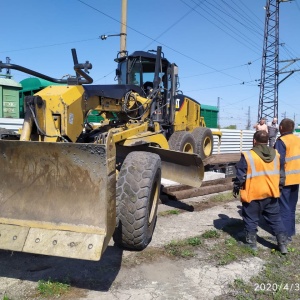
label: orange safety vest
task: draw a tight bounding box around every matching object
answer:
[240,150,280,203]
[279,134,300,186]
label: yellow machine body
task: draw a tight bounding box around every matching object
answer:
[173,95,221,139]
[0,46,217,261]
[0,84,204,261]
[0,136,116,261]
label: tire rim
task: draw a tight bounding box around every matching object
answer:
[183,143,194,153]
[203,137,212,156]
[148,179,159,225]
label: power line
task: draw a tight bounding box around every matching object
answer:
[181,58,261,79]
[201,0,263,50]
[141,3,197,50]
[77,0,249,82]
[0,38,98,54]
[182,0,262,54]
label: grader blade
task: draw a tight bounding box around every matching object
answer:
[0,140,116,261]
[117,145,204,188]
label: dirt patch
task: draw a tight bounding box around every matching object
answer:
[0,193,299,300]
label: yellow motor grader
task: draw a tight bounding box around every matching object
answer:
[0,46,218,261]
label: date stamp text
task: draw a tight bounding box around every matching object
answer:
[254,283,300,292]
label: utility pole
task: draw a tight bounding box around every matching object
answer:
[217,97,220,128]
[120,0,127,57]
[246,106,251,130]
[100,0,127,56]
[257,0,290,122]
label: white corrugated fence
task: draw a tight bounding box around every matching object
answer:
[1,119,298,154]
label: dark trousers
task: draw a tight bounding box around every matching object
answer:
[279,184,299,237]
[242,197,286,234]
[269,136,276,148]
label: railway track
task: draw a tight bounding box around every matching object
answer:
[162,153,241,200]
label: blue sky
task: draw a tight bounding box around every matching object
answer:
[1,0,300,129]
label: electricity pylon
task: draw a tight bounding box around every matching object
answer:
[257,0,289,121]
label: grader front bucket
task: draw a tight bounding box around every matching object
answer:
[0,138,116,261]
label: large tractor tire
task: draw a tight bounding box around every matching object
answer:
[168,131,196,153]
[192,127,214,159]
[113,151,161,250]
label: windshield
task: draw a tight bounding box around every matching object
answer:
[118,56,168,89]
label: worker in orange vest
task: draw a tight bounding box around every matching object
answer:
[233,130,288,254]
[274,118,300,243]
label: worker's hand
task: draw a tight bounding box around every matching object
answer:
[232,185,240,198]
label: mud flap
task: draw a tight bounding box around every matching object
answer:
[0,138,116,260]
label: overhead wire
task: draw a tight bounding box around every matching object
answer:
[141,3,197,51]
[0,38,98,54]
[79,0,283,108]
[219,0,264,38]
[185,81,253,92]
[2,0,297,127]
[0,0,265,87]
[181,0,262,55]
[181,60,259,79]
[77,0,253,83]
[1,0,296,87]
[196,0,263,53]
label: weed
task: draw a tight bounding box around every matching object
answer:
[208,191,233,202]
[37,278,70,297]
[159,209,180,216]
[164,236,202,258]
[220,234,300,299]
[187,236,202,246]
[202,229,220,239]
[211,233,257,266]
[218,252,237,265]
[181,249,194,258]
[3,295,10,300]
[233,278,246,289]
[224,237,237,246]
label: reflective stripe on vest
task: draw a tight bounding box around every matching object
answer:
[279,134,300,185]
[245,150,279,179]
[240,150,280,203]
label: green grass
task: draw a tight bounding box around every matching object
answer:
[37,278,70,297]
[202,229,221,239]
[164,236,202,258]
[215,234,300,299]
[208,191,233,202]
[158,209,180,216]
[187,236,202,246]
[213,236,256,266]
[130,213,300,299]
[3,295,10,300]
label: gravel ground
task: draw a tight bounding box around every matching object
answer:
[1,191,298,300]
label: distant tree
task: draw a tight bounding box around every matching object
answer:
[223,125,237,129]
